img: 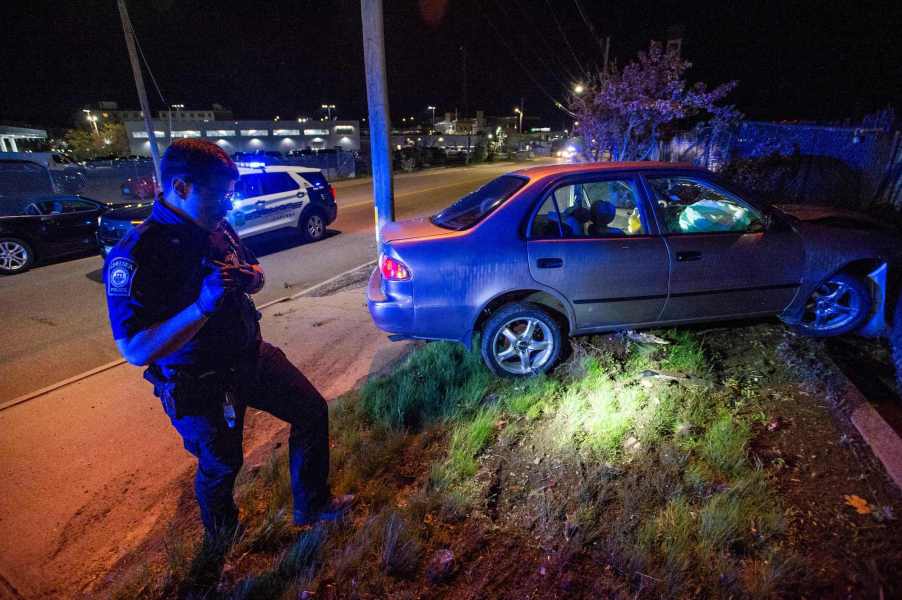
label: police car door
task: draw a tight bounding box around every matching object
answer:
[230,171,304,237]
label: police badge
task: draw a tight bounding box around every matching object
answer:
[107,257,138,297]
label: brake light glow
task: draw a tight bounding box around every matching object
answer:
[380,255,411,281]
[329,184,336,202]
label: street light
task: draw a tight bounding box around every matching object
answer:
[513,107,523,134]
[82,109,100,135]
[321,104,336,120]
[573,83,585,95]
[427,105,436,133]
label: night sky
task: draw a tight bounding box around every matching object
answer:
[1,0,900,130]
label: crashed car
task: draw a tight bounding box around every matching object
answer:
[367,162,902,376]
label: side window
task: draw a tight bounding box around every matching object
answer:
[62,199,98,212]
[535,179,646,239]
[262,172,298,195]
[647,176,763,234]
[39,199,96,214]
[235,174,263,199]
[530,195,562,239]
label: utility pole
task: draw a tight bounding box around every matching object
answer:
[361,0,394,249]
[602,36,611,80]
[118,0,161,185]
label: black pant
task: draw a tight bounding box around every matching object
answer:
[162,342,329,533]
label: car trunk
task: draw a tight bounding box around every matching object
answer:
[380,217,451,242]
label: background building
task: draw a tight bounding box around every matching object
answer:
[124,118,360,156]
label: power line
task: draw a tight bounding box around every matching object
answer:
[572,0,608,55]
[478,4,576,118]
[507,0,581,84]
[489,0,573,91]
[544,0,590,79]
[128,18,166,106]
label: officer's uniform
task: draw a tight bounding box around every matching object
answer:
[104,199,329,533]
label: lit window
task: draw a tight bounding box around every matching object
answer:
[171,130,201,138]
[241,129,269,137]
[205,129,236,137]
[273,129,301,136]
[132,131,166,138]
[333,125,355,134]
[303,128,330,136]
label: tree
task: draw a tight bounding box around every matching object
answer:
[570,42,739,162]
[63,122,129,160]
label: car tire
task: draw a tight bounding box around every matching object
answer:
[0,237,35,275]
[299,208,326,243]
[794,272,872,337]
[480,302,562,377]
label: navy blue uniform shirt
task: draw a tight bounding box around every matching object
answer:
[104,199,261,371]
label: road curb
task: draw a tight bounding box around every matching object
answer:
[0,259,377,412]
[821,354,902,491]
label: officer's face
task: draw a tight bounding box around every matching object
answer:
[182,175,236,230]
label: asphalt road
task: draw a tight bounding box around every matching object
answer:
[0,160,550,404]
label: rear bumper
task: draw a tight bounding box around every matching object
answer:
[366,267,415,334]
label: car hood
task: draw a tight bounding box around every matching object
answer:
[103,202,154,221]
[381,217,452,242]
[773,203,888,230]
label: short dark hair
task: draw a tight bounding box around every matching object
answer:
[160,139,239,193]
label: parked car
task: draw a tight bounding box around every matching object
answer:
[0,194,144,274]
[120,174,158,199]
[97,164,337,257]
[0,156,85,195]
[367,162,902,376]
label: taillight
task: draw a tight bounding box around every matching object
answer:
[329,185,336,202]
[380,255,411,281]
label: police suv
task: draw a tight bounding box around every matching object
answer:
[97,164,337,257]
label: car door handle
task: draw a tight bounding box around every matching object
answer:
[536,257,563,269]
[255,200,267,207]
[676,251,702,262]
[296,191,306,197]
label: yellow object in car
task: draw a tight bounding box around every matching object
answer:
[627,209,642,234]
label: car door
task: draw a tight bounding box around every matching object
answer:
[526,174,669,330]
[230,171,304,237]
[643,173,804,322]
[260,171,306,230]
[37,197,103,254]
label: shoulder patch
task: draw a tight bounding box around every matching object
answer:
[107,257,139,297]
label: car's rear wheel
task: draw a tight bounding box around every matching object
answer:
[299,208,326,242]
[481,302,562,377]
[795,272,872,337]
[0,237,35,275]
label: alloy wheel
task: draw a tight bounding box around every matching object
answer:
[307,214,324,239]
[800,278,864,332]
[0,240,30,272]
[492,316,555,375]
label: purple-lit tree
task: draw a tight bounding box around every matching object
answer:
[570,42,740,162]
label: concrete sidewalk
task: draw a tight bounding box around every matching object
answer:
[0,274,411,599]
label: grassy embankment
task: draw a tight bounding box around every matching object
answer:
[114,330,799,599]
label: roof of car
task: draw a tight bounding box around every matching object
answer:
[512,161,705,180]
[236,164,321,175]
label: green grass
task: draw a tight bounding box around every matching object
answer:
[112,329,797,599]
[360,342,493,430]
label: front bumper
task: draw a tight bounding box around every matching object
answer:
[366,267,415,335]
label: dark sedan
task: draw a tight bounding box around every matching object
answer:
[0,195,147,275]
[368,162,902,376]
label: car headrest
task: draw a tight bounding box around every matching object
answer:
[590,200,616,226]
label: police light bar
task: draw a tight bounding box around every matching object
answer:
[236,161,267,169]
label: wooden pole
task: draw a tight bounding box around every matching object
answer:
[361,0,394,250]
[117,0,162,186]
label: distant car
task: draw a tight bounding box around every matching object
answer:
[367,162,902,376]
[0,195,143,274]
[120,174,158,199]
[97,164,337,257]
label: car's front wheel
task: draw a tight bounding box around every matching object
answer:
[299,208,326,243]
[481,302,562,377]
[795,272,872,337]
[0,237,35,275]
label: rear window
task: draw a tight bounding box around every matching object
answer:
[301,171,329,190]
[431,175,527,230]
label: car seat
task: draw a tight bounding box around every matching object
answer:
[587,200,624,236]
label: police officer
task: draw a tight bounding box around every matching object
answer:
[105,139,351,541]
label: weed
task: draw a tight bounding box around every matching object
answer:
[360,342,493,430]
[381,511,422,577]
[698,472,783,552]
[661,329,708,376]
[699,413,751,478]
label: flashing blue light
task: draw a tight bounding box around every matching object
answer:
[237,161,266,169]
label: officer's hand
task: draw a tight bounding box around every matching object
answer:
[197,261,238,316]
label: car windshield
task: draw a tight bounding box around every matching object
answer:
[431,175,527,230]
